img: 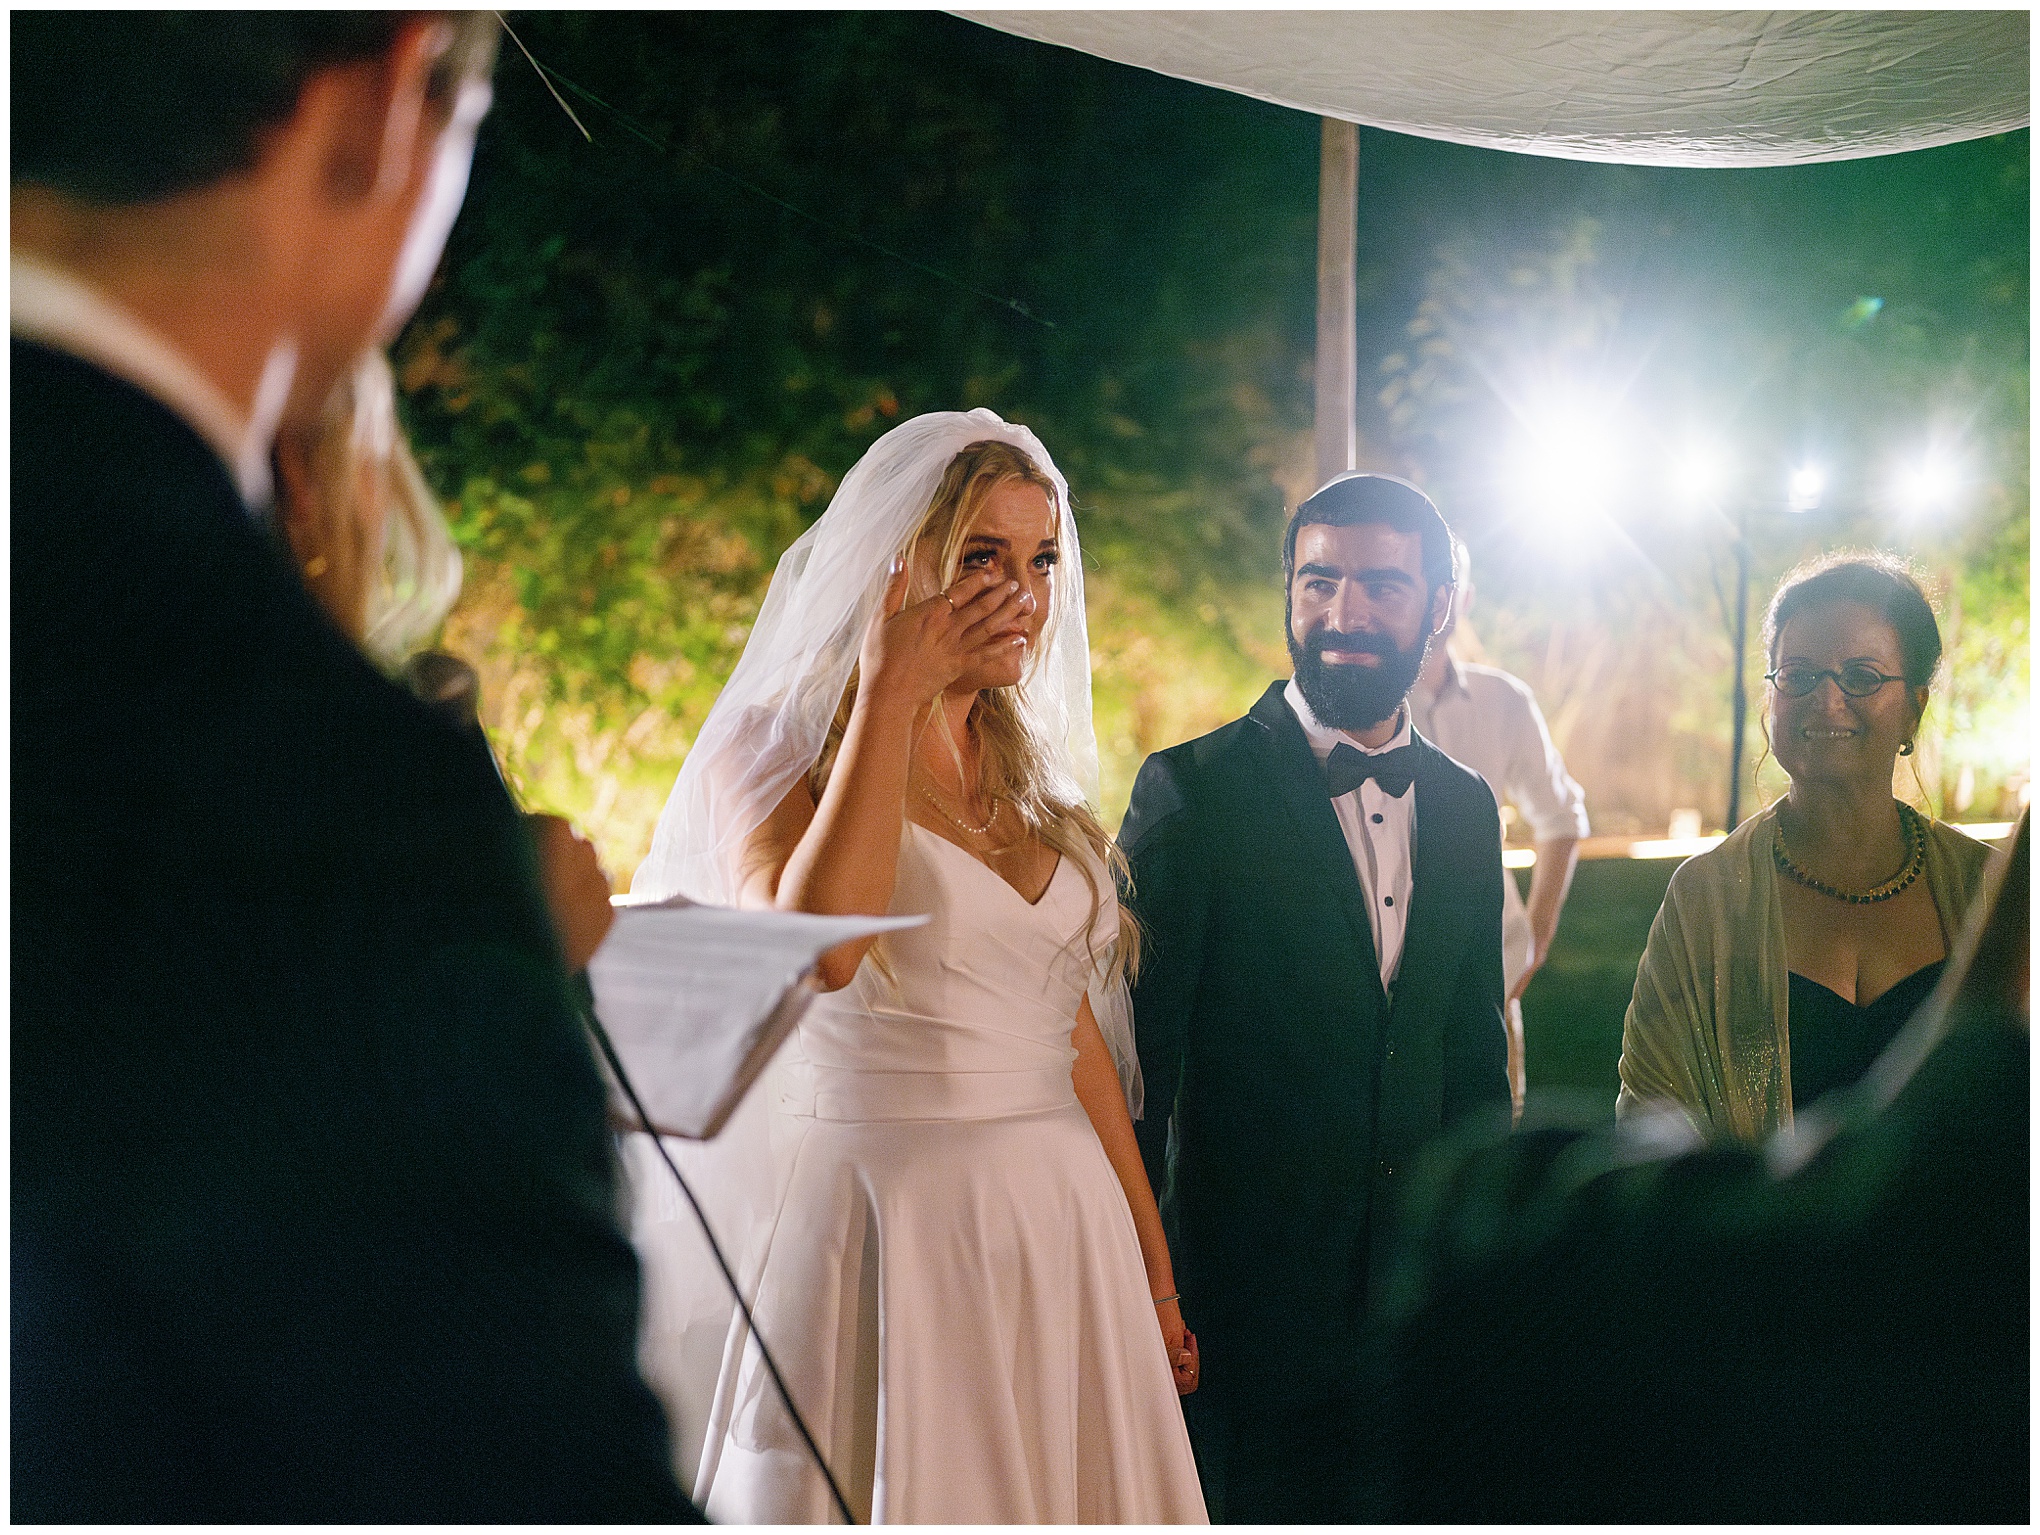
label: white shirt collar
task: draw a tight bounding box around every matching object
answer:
[11,252,280,507]
[1284,677,1413,761]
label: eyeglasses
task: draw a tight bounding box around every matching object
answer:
[1765,663,1906,699]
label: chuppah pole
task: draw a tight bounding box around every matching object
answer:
[1314,116,1360,485]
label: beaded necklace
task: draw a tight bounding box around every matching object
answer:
[1772,802,1926,905]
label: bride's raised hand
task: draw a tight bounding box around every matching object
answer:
[857,558,1034,711]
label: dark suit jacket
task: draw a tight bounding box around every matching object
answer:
[12,341,696,1522]
[1121,680,1509,1402]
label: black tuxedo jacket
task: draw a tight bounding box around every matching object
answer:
[1121,681,1508,1400]
[12,341,695,1522]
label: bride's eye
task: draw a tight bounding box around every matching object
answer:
[1033,550,1060,571]
[960,548,996,569]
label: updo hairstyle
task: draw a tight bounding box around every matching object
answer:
[1762,551,1943,691]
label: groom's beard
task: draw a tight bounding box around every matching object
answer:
[1288,622,1428,732]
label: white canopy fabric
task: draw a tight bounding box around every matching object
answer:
[958,10,2029,167]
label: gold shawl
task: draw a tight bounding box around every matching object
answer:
[1616,802,1992,1143]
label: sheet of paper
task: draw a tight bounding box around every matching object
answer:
[586,902,925,1139]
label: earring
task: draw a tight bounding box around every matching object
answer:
[1899,740,1914,757]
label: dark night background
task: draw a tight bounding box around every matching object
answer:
[394,13,2028,1111]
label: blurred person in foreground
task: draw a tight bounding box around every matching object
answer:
[275,349,614,973]
[1617,552,1991,1140]
[13,14,692,1521]
[1408,536,1589,1119]
[1361,813,2026,1521]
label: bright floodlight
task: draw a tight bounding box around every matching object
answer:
[1511,405,1621,536]
[1896,451,1962,515]
[1787,464,1824,513]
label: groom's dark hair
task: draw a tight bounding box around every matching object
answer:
[1283,473,1456,593]
[13,12,498,207]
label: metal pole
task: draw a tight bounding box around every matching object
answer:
[1314,117,1359,487]
[1726,510,1750,829]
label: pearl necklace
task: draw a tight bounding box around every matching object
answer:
[1772,802,1926,905]
[918,778,1001,838]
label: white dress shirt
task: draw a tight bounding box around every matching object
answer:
[1284,678,1414,994]
[11,251,281,508]
[1408,655,1590,990]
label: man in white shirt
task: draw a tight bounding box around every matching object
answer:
[1409,538,1590,1118]
[1121,473,1508,1521]
[13,15,692,1522]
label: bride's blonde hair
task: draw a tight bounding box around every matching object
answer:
[278,350,462,664]
[808,439,1138,983]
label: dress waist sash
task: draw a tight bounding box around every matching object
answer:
[783,1060,1076,1123]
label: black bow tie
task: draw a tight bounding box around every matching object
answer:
[1326,741,1417,799]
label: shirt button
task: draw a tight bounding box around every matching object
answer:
[1371,812,1384,824]
[1383,895,1394,907]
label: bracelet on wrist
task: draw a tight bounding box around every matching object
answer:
[1152,1293,1180,1307]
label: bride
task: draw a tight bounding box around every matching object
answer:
[629,409,1207,1523]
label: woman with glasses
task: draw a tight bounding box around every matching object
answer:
[1617,552,1992,1141]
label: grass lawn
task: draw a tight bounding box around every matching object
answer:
[1517,857,1680,1121]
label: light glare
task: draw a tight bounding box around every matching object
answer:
[1630,834,1726,859]
[1509,404,1623,540]
[1895,452,1963,515]
[1787,465,1824,513]
[1671,441,1730,509]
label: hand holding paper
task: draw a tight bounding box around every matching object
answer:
[586,901,926,1139]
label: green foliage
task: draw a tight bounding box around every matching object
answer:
[401,13,1313,873]
[397,15,2028,875]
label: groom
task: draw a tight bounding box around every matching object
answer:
[1121,472,1509,1521]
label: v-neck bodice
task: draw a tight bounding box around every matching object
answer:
[908,819,1069,908]
[782,820,1110,1122]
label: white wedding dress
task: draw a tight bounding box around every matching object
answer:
[683,821,1207,1524]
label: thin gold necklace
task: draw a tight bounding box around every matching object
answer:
[1773,801,1926,905]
